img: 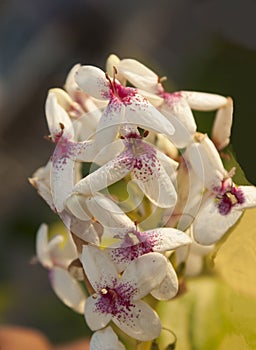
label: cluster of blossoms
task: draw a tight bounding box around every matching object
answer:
[30,54,256,349]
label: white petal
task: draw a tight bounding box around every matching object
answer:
[145,228,191,251]
[211,97,233,150]
[75,65,110,100]
[36,223,52,268]
[113,300,161,341]
[90,326,125,350]
[193,196,242,245]
[73,153,131,195]
[89,139,125,166]
[45,91,74,140]
[237,186,256,209]
[156,149,179,179]
[85,295,112,330]
[151,261,178,300]
[160,97,196,148]
[69,215,101,245]
[81,246,118,291]
[121,252,167,300]
[106,54,126,86]
[125,95,175,139]
[51,149,75,212]
[133,160,177,208]
[95,100,125,149]
[181,91,227,111]
[65,193,92,221]
[64,63,81,97]
[117,58,159,93]
[188,135,226,190]
[50,267,86,314]
[137,88,164,107]
[85,194,134,232]
[72,140,99,162]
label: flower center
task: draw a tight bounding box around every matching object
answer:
[215,183,245,215]
[95,281,136,317]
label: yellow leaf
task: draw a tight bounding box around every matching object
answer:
[217,334,250,350]
[212,208,256,298]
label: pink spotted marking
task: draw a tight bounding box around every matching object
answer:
[95,278,138,322]
[120,132,161,182]
[111,230,160,264]
[52,137,77,170]
[159,91,182,108]
[214,180,245,215]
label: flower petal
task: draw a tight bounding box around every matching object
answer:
[117,58,159,93]
[90,326,125,350]
[113,300,161,341]
[45,91,74,140]
[132,160,177,208]
[193,196,242,245]
[85,194,134,234]
[81,246,118,291]
[95,101,125,150]
[50,266,86,314]
[65,193,92,222]
[85,295,112,330]
[150,261,178,300]
[75,65,110,100]
[125,95,175,139]
[36,223,52,268]
[51,151,75,213]
[187,134,227,190]
[235,186,256,210]
[121,252,167,300]
[160,98,196,148]
[72,152,131,195]
[181,91,227,111]
[211,97,233,150]
[144,227,191,251]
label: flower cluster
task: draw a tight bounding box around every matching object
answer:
[30,54,256,349]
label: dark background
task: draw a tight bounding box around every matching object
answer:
[0,0,256,345]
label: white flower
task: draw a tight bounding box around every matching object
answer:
[116,58,196,148]
[36,223,86,313]
[73,130,178,208]
[188,135,256,244]
[45,91,99,212]
[75,65,175,149]
[90,326,125,350]
[116,58,231,149]
[81,245,168,341]
[108,226,191,300]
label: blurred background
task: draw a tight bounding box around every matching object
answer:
[0,0,256,346]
